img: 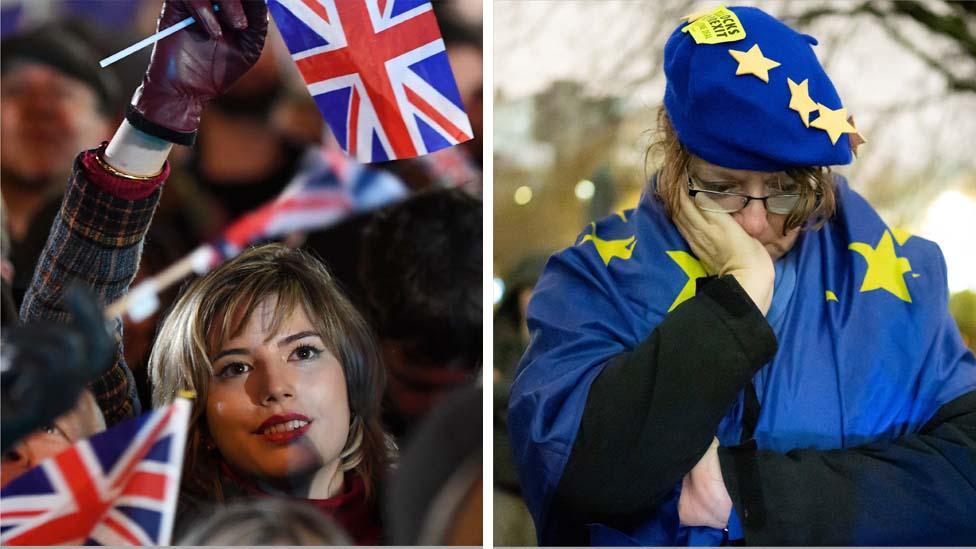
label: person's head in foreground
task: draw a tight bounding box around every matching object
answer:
[1,390,105,487]
[648,6,863,259]
[385,385,482,546]
[359,189,482,438]
[178,497,353,545]
[149,244,390,506]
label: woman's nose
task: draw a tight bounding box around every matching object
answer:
[734,199,770,238]
[259,363,297,404]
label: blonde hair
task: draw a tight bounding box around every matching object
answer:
[646,107,836,233]
[148,244,390,502]
[177,498,353,545]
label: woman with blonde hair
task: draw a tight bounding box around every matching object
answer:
[150,244,391,543]
[18,0,389,543]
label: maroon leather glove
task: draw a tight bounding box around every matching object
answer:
[126,0,268,145]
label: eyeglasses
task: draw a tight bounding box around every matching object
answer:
[687,175,801,215]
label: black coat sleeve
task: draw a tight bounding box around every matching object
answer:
[548,275,777,542]
[720,388,976,545]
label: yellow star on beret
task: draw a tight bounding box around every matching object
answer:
[810,103,857,145]
[728,44,780,83]
[787,78,819,127]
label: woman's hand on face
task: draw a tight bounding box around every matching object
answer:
[678,437,732,530]
[673,187,774,315]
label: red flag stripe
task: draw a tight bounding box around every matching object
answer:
[123,471,168,500]
[349,87,361,157]
[109,406,174,491]
[274,195,350,210]
[405,87,471,142]
[103,514,144,546]
[299,0,330,24]
[0,510,46,518]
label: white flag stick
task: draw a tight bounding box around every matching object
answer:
[99,5,220,68]
[105,245,216,320]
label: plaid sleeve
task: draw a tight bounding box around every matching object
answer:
[19,150,167,426]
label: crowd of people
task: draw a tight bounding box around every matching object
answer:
[1,0,483,544]
[6,1,974,547]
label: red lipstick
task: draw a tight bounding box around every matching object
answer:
[254,413,312,444]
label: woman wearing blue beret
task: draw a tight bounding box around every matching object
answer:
[508,6,976,546]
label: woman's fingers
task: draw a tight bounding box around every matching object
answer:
[676,187,719,246]
[684,189,758,251]
[698,205,745,235]
[674,208,717,275]
[187,0,223,39]
[677,184,711,230]
[215,0,248,30]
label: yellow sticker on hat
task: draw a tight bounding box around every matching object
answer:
[681,6,746,45]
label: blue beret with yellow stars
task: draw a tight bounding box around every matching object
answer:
[663,6,863,171]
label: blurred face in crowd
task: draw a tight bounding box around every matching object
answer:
[206,297,351,494]
[0,62,109,185]
[1,391,105,487]
[688,157,802,260]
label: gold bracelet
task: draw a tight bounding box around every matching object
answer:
[93,142,164,181]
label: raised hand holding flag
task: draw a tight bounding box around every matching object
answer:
[100,0,471,160]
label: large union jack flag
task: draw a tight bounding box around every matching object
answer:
[268,0,473,162]
[0,398,191,546]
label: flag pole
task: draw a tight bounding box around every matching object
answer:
[105,245,215,320]
[99,5,220,68]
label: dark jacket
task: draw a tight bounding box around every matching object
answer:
[19,149,167,425]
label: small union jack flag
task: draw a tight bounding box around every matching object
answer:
[117,145,407,324]
[211,144,406,259]
[0,397,191,546]
[269,0,473,162]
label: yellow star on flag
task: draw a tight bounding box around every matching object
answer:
[825,290,838,302]
[891,228,912,246]
[581,224,636,267]
[666,251,707,312]
[728,44,780,83]
[787,78,819,127]
[810,103,857,145]
[849,230,913,303]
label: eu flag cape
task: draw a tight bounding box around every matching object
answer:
[508,176,976,545]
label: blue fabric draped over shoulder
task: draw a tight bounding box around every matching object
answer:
[508,175,976,545]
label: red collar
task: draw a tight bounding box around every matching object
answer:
[219,463,381,544]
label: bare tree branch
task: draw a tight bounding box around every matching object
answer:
[867,4,976,93]
[787,1,976,93]
[891,0,976,59]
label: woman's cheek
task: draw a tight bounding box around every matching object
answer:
[205,391,235,440]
